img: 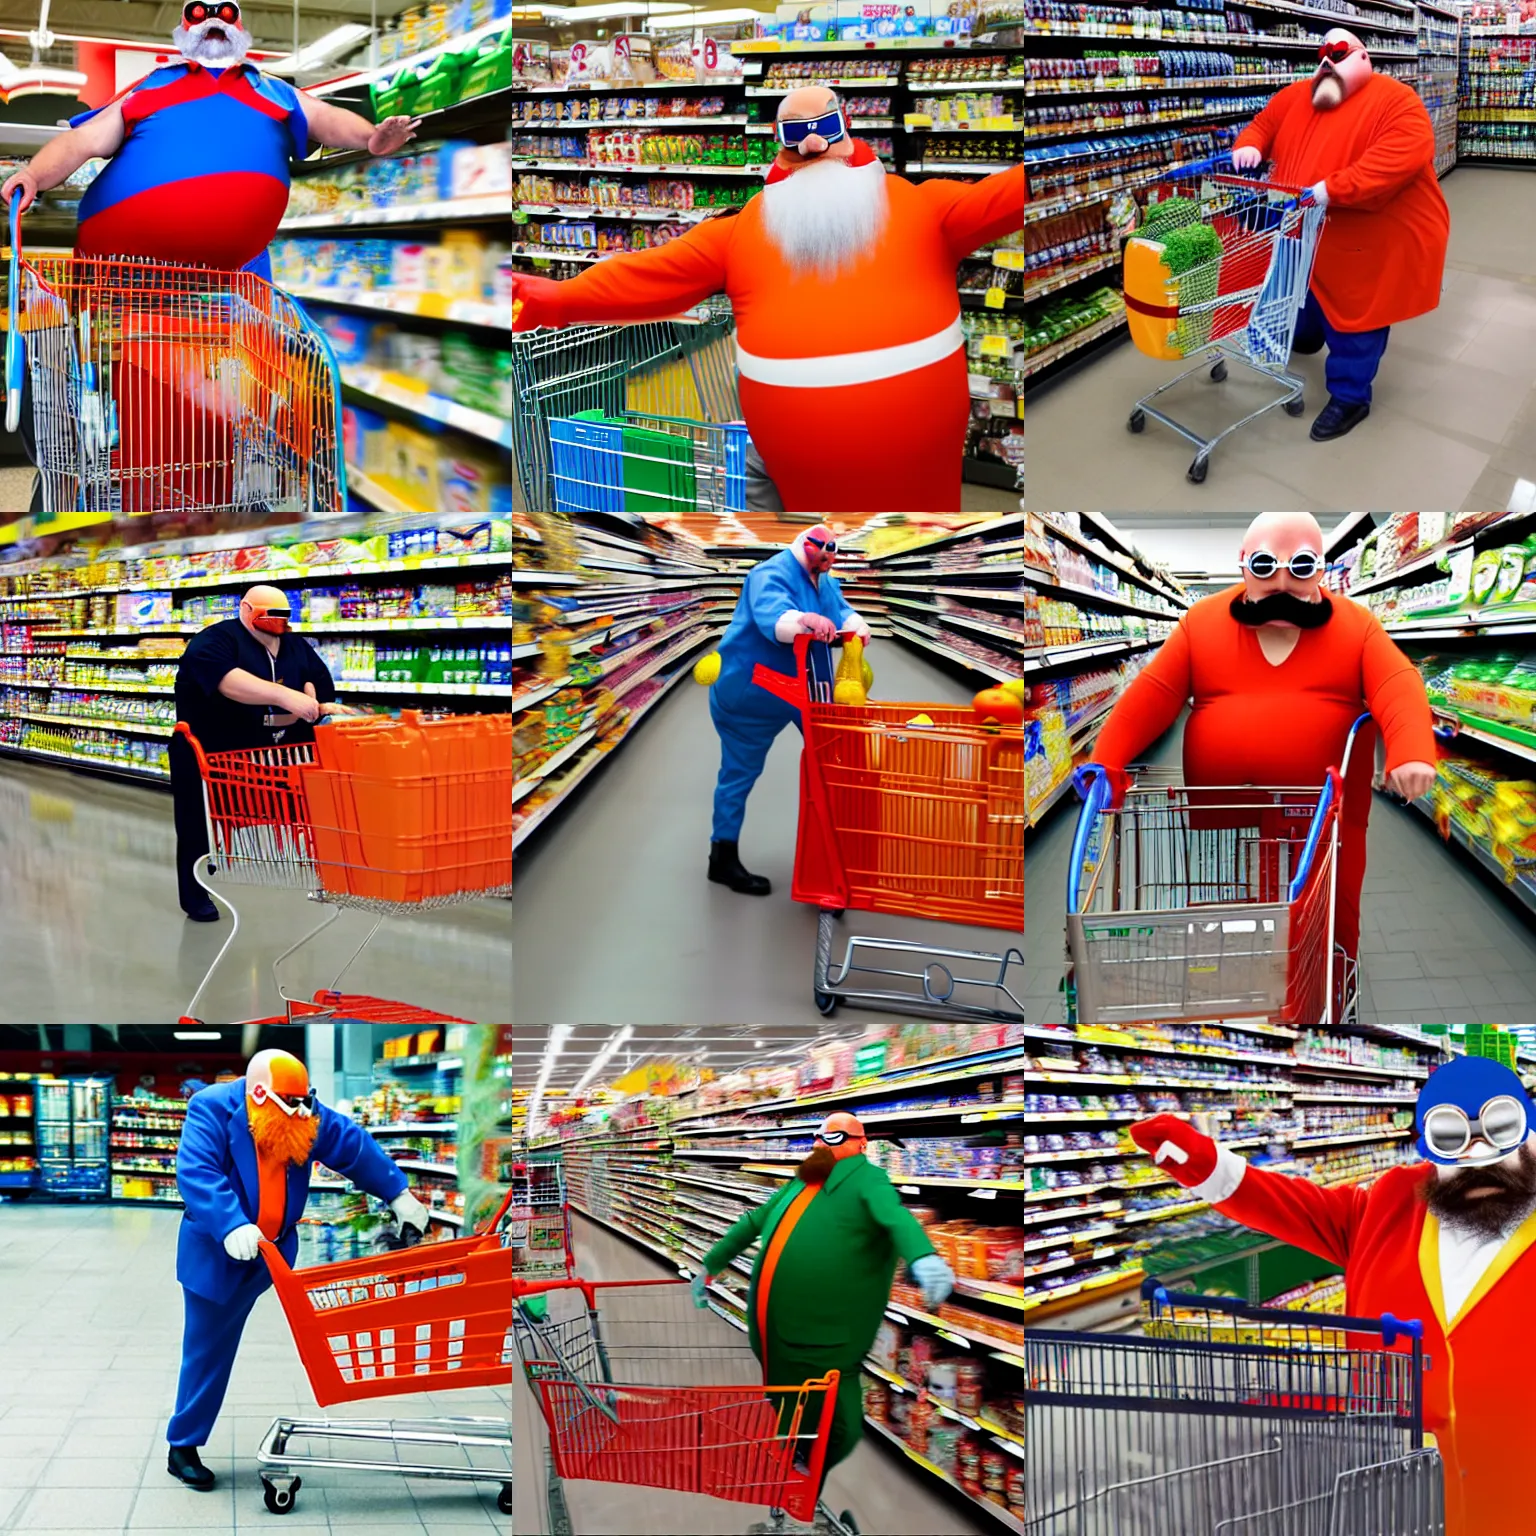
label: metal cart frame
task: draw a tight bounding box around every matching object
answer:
[753,633,1024,1022]
[1026,1280,1444,1536]
[1123,154,1326,484]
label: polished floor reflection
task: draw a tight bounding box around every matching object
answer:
[1025,167,1536,514]
[0,760,511,1024]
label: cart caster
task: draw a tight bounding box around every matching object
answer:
[815,990,838,1017]
[1209,360,1228,383]
[499,1484,512,1514]
[261,1474,301,1514]
[1127,408,1145,433]
[1284,396,1305,416]
[1187,455,1209,484]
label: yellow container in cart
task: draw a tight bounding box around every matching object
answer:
[1123,237,1185,361]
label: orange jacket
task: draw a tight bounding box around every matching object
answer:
[1234,75,1449,331]
[1093,585,1435,814]
[525,162,1024,367]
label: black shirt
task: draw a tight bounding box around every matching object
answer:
[174,618,338,755]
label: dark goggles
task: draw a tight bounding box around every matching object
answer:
[806,534,839,554]
[1244,549,1322,580]
[277,1089,316,1113]
[777,109,847,151]
[1318,40,1359,63]
[185,1,242,25]
[816,1128,857,1145]
[1424,1096,1527,1160]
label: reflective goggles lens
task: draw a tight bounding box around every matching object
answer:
[806,534,839,554]
[817,1129,850,1145]
[1245,550,1322,580]
[1318,40,1357,62]
[185,0,242,21]
[1424,1096,1527,1159]
[777,110,846,150]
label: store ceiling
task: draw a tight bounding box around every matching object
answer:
[0,1024,302,1054]
[2,0,384,54]
[508,1024,864,1089]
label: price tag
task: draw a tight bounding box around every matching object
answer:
[903,113,934,128]
[982,115,1017,131]
[984,286,1009,309]
[980,335,1012,358]
[992,249,1026,271]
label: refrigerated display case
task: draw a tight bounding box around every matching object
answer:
[37,1076,111,1198]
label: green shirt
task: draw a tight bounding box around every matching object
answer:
[702,1153,936,1358]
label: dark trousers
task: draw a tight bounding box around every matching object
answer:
[166,1270,268,1447]
[1292,290,1390,406]
[169,730,212,913]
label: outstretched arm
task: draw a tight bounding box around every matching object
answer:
[918,165,1025,262]
[1232,86,1292,164]
[0,101,125,212]
[512,215,736,329]
[301,92,420,156]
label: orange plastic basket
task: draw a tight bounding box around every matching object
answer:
[259,1187,514,1409]
[753,636,1024,930]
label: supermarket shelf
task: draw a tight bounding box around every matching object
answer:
[864,1361,1023,1451]
[514,729,597,804]
[341,366,511,450]
[1024,252,1120,302]
[367,1122,457,1135]
[11,711,171,738]
[515,202,715,224]
[1023,72,1298,98]
[334,680,510,699]
[290,287,509,330]
[0,678,172,694]
[1290,1128,1412,1150]
[1408,794,1536,917]
[279,194,512,231]
[887,616,1017,682]
[512,158,766,176]
[393,1159,458,1175]
[858,1413,1026,1531]
[745,77,900,93]
[0,740,168,782]
[514,676,573,714]
[1436,716,1536,767]
[1023,311,1127,379]
[1024,635,1149,676]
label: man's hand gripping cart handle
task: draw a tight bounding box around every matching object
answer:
[750,630,861,714]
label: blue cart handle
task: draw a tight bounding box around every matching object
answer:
[1163,150,1234,180]
[1287,710,1373,902]
[1144,1279,1425,1343]
[1066,763,1113,912]
[5,188,22,436]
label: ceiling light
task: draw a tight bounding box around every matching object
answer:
[264,24,372,74]
[174,1030,222,1041]
[571,1025,634,1096]
[528,1024,572,1135]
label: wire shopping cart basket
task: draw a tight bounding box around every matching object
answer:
[514,1274,859,1535]
[1064,712,1385,1027]
[1122,153,1326,484]
[752,633,1024,1021]
[513,302,750,513]
[1026,1280,1444,1536]
[509,1156,574,1281]
[174,711,511,1025]
[3,191,346,513]
[253,1185,514,1517]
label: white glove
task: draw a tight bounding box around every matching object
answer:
[844,613,873,645]
[910,1253,957,1310]
[391,1190,430,1233]
[223,1223,264,1262]
[1230,145,1263,171]
[1308,180,1329,208]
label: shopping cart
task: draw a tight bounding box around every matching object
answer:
[514,302,750,512]
[509,1155,574,1281]
[514,1273,860,1535]
[3,191,347,513]
[752,632,1024,1021]
[1064,712,1385,1027]
[173,711,511,1026]
[1122,153,1326,483]
[1025,1280,1444,1536]
[254,1185,514,1517]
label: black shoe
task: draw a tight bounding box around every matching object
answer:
[1310,398,1370,441]
[167,1445,216,1490]
[183,898,219,922]
[1290,334,1324,356]
[708,840,771,896]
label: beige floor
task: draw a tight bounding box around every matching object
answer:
[0,465,34,510]
[1024,165,1536,514]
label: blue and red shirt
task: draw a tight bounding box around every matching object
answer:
[71,61,309,280]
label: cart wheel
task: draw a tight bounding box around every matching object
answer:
[839,1512,861,1535]
[1127,408,1145,434]
[1284,396,1306,416]
[815,990,838,1017]
[1187,455,1209,484]
[499,1484,512,1515]
[261,1475,301,1514]
[1209,359,1228,383]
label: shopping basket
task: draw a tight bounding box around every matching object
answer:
[1064,712,1384,1027]
[3,190,346,513]
[509,1155,574,1280]
[514,1274,858,1534]
[514,301,749,512]
[253,1186,514,1517]
[174,712,511,1025]
[1122,153,1326,484]
[1026,1280,1444,1536]
[752,632,1024,1021]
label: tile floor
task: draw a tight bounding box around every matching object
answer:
[512,640,1024,1025]
[0,465,33,511]
[1024,166,1536,514]
[0,1203,510,1533]
[1024,714,1536,1025]
[0,759,510,1025]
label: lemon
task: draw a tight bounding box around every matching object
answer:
[693,651,721,686]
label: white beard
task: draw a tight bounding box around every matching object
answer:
[175,18,253,67]
[761,157,890,281]
[1312,70,1344,110]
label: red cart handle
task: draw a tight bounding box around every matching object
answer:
[750,629,857,712]
[174,720,212,777]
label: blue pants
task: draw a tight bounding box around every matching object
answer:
[1293,291,1390,406]
[167,1268,270,1447]
[710,691,802,842]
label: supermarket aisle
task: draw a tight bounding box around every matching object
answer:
[1025,167,1536,514]
[0,1203,510,1533]
[512,1212,981,1536]
[513,642,1022,1024]
[1024,715,1536,1025]
[0,760,511,1024]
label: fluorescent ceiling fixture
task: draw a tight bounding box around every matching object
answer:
[265,24,372,73]
[646,7,767,20]
[0,52,85,93]
[544,2,693,16]
[571,1025,635,1096]
[174,1030,223,1041]
[527,1024,572,1134]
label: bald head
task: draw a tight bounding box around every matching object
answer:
[774,84,854,167]
[1237,512,1328,622]
[1314,26,1371,109]
[1241,512,1323,564]
[778,85,839,125]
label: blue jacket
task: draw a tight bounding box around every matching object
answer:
[712,547,856,722]
[175,1079,407,1302]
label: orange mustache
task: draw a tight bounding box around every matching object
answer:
[249,1098,320,1165]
